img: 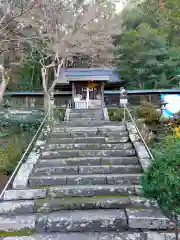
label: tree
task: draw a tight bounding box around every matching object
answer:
[115,0,180,89]
[0,0,37,102]
[0,0,116,107]
[116,23,180,89]
[23,0,116,110]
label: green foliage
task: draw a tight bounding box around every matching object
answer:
[108,108,125,121]
[0,121,40,174]
[108,107,137,121]
[18,47,43,91]
[176,111,180,118]
[0,138,22,174]
[142,136,180,215]
[16,42,53,91]
[53,108,66,121]
[115,0,180,89]
[136,101,161,125]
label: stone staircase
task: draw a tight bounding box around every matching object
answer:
[67,108,104,123]
[0,109,176,239]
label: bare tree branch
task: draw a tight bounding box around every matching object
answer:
[0,0,117,107]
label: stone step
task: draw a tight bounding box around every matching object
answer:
[37,156,139,167]
[47,136,106,144]
[68,118,102,121]
[52,125,127,133]
[0,196,158,215]
[0,208,173,233]
[69,111,101,115]
[44,142,133,151]
[51,130,129,138]
[0,232,177,240]
[47,185,141,197]
[37,208,128,232]
[71,108,102,112]
[47,136,129,144]
[34,196,158,213]
[69,117,103,121]
[33,165,142,176]
[69,112,102,117]
[41,149,136,159]
[29,174,141,187]
[59,121,125,127]
[1,185,140,201]
[70,109,102,113]
[69,113,101,118]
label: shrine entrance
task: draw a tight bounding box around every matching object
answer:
[73,82,104,109]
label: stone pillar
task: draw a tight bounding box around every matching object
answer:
[120,87,128,107]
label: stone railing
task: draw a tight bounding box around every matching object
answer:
[126,122,152,171]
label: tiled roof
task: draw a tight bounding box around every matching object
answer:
[63,68,120,82]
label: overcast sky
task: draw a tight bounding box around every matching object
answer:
[114,0,127,13]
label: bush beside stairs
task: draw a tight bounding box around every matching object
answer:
[0,109,176,239]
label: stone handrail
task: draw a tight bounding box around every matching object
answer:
[123,104,154,172]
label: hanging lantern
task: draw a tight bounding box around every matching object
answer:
[87,82,97,89]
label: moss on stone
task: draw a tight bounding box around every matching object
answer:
[50,195,127,200]
[127,207,144,210]
[31,185,51,189]
[35,196,51,203]
[0,229,35,237]
[35,195,128,205]
[94,195,128,199]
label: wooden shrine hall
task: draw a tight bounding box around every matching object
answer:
[56,68,121,109]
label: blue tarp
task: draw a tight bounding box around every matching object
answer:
[161,94,180,117]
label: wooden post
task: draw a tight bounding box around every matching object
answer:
[72,82,75,108]
[101,82,105,107]
[72,82,75,99]
[25,97,28,108]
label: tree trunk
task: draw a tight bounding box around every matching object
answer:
[0,65,8,103]
[0,81,7,103]
[44,92,51,112]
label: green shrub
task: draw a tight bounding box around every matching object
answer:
[142,136,180,216]
[0,139,22,174]
[174,111,180,125]
[176,111,180,118]
[108,108,125,121]
[53,108,66,121]
[136,101,161,125]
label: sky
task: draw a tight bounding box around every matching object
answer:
[114,0,127,12]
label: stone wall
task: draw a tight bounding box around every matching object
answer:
[126,122,152,172]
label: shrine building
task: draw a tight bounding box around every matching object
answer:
[55,68,122,109]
